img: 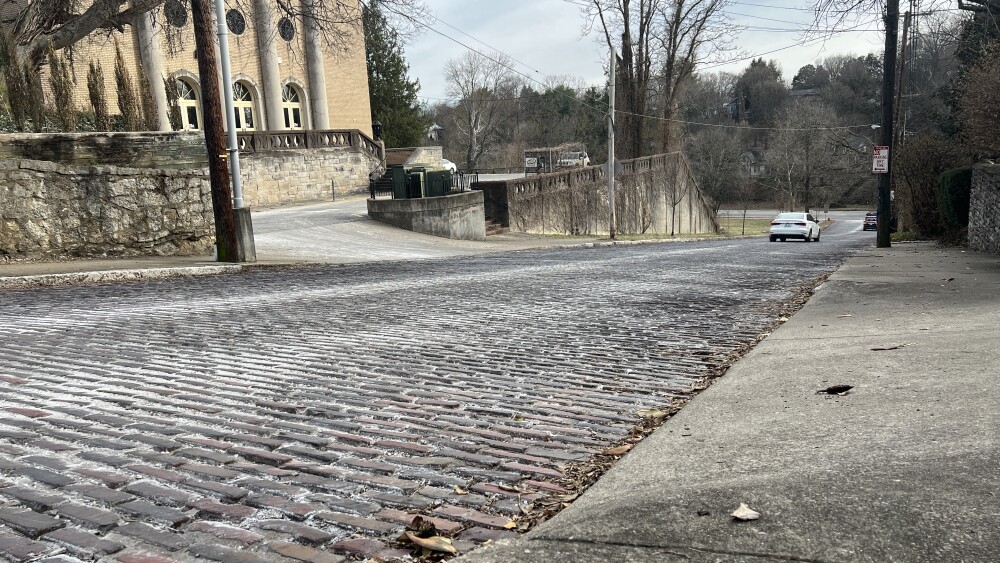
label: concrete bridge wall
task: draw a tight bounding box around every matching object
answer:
[479,152,718,236]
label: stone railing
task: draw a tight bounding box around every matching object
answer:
[236,129,383,160]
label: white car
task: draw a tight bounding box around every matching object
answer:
[441,159,458,174]
[769,212,821,242]
[557,151,590,168]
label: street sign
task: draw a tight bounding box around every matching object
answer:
[872,145,889,174]
[525,157,538,168]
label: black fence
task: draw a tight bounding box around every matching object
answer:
[370,172,479,200]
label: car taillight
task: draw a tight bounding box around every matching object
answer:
[770,221,781,225]
[794,222,807,226]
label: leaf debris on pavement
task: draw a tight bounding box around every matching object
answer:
[732,503,761,521]
[818,385,853,395]
[871,343,911,351]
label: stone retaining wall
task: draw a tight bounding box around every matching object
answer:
[0,132,382,260]
[968,163,1000,255]
[0,160,213,259]
[241,148,375,208]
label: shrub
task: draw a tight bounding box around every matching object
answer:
[938,167,973,231]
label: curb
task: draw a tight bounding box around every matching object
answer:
[0,265,244,291]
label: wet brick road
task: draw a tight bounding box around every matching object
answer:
[0,236,865,562]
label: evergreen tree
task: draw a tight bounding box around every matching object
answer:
[363,0,424,148]
[48,45,77,131]
[87,61,110,131]
[114,41,142,131]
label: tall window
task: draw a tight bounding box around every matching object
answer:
[232,82,256,131]
[282,84,304,130]
[177,78,201,131]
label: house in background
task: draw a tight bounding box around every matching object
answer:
[426,123,445,143]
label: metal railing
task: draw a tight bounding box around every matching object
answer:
[369,171,479,200]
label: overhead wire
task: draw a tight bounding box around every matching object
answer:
[406,1,890,132]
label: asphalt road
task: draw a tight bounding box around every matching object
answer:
[0,215,873,561]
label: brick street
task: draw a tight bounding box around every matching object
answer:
[0,234,866,561]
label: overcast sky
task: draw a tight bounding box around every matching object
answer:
[402,0,887,104]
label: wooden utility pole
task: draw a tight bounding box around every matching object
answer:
[877,0,899,248]
[190,0,239,262]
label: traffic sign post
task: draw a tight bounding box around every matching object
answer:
[872,145,889,174]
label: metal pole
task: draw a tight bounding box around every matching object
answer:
[214,0,244,208]
[608,46,616,240]
[877,0,899,248]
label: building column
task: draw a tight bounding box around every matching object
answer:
[303,7,330,130]
[253,0,283,130]
[135,9,170,131]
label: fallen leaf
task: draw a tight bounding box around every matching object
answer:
[818,385,853,396]
[403,532,458,554]
[697,510,711,517]
[872,344,909,351]
[600,444,634,456]
[779,316,789,322]
[942,277,955,282]
[732,503,760,521]
[502,520,517,529]
[453,486,468,495]
[636,409,669,419]
[838,314,853,318]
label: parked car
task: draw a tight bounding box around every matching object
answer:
[769,212,821,242]
[557,151,590,168]
[863,212,878,231]
[441,159,458,174]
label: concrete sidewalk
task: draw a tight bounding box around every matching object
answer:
[459,242,1000,563]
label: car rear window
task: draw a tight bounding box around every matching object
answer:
[775,213,805,220]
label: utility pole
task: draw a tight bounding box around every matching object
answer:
[608,46,617,240]
[213,0,255,261]
[877,0,899,248]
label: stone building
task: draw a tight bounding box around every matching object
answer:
[58,0,373,137]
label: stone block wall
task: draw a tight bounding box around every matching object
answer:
[0,160,213,260]
[968,163,1000,255]
[241,147,376,208]
[500,152,718,236]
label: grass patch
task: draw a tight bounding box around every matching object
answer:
[717,216,772,235]
[891,231,921,242]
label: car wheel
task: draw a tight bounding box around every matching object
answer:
[804,232,811,242]
[769,235,777,242]
[815,231,821,241]
[780,237,786,242]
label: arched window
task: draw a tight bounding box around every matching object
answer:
[232,81,256,131]
[176,78,201,131]
[282,84,304,130]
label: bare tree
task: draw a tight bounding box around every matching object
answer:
[767,98,843,213]
[585,0,659,159]
[654,0,739,152]
[683,125,746,212]
[959,50,1000,157]
[583,0,738,157]
[0,0,428,70]
[444,50,521,170]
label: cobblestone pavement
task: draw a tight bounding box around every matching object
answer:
[0,233,868,562]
